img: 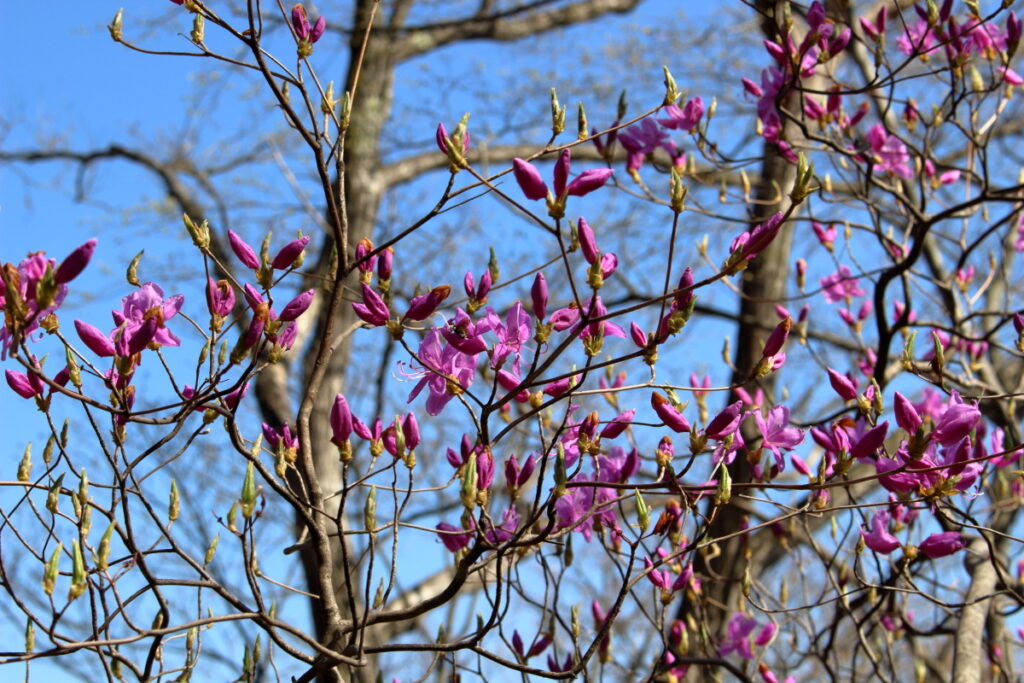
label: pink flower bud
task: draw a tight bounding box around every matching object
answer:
[378,247,393,280]
[291,4,311,39]
[512,158,548,200]
[630,322,648,348]
[932,403,980,446]
[850,421,889,460]
[55,238,97,284]
[705,401,743,439]
[271,235,311,269]
[651,393,691,433]
[919,531,965,558]
[309,15,326,43]
[762,317,791,358]
[330,394,353,446]
[827,368,858,401]
[601,409,635,439]
[228,230,260,270]
[75,320,116,357]
[894,392,922,433]
[553,149,571,197]
[6,369,41,399]
[403,412,420,450]
[278,289,314,322]
[404,285,451,321]
[578,217,599,264]
[355,238,376,274]
[206,278,235,317]
[566,168,614,197]
[352,283,390,326]
[531,273,548,320]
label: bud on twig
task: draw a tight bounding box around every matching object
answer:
[108,9,123,42]
[550,88,566,135]
[663,66,680,105]
[126,250,143,286]
[43,543,62,596]
[577,102,588,141]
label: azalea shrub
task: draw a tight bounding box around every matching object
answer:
[2,1,1024,682]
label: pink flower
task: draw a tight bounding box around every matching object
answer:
[861,510,900,554]
[865,124,912,179]
[206,278,236,318]
[718,612,757,659]
[116,282,184,349]
[754,405,804,468]
[820,266,866,303]
[658,97,704,131]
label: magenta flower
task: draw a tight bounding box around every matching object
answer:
[812,222,836,250]
[115,282,184,349]
[463,269,492,303]
[406,329,477,415]
[619,119,680,172]
[918,531,965,558]
[658,97,704,131]
[820,266,865,303]
[484,301,531,371]
[600,409,635,440]
[436,122,470,157]
[718,612,757,659]
[263,422,299,455]
[827,369,858,401]
[861,510,900,554]
[441,308,491,354]
[865,124,913,179]
[504,452,536,492]
[896,19,937,56]
[894,392,922,434]
[436,521,474,552]
[850,421,889,460]
[206,278,236,318]
[932,401,980,446]
[731,212,785,262]
[754,405,804,467]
